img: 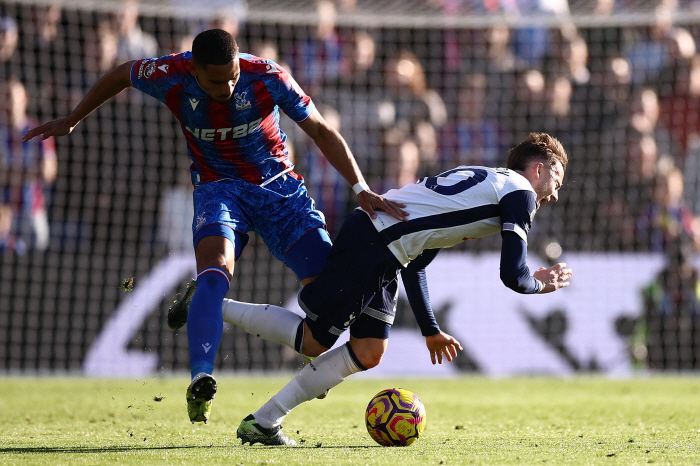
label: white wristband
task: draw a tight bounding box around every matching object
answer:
[352,181,370,195]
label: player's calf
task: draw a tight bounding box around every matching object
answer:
[302,354,330,399]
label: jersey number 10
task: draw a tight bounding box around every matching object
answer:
[422,168,488,196]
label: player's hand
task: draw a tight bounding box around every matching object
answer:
[22,117,75,142]
[533,262,573,293]
[357,190,409,221]
[425,331,463,365]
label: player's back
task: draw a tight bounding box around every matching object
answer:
[366,166,535,265]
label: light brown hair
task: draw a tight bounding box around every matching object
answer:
[506,132,568,172]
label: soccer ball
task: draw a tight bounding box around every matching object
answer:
[365,388,427,446]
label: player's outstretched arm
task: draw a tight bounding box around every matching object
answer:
[297,109,408,221]
[425,331,463,365]
[533,262,573,293]
[23,61,136,142]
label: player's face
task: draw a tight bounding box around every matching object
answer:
[190,58,240,103]
[535,161,564,207]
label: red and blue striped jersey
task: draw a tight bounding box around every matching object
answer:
[130,52,315,185]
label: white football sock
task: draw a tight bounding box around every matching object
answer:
[253,343,363,429]
[222,299,301,350]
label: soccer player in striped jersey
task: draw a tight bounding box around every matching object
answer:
[217,133,573,445]
[22,29,406,424]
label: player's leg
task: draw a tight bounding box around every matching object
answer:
[304,278,396,400]
[243,272,398,436]
[167,229,249,330]
[236,301,396,445]
[173,285,310,354]
[347,335,389,370]
[237,342,365,446]
[169,180,330,347]
[285,226,333,285]
[218,227,332,353]
[184,180,251,424]
[299,211,400,355]
[238,315,390,446]
[189,235,234,377]
[229,179,333,355]
[171,288,325,356]
[254,335,388,428]
[185,235,234,424]
[347,278,397,369]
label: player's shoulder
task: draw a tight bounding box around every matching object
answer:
[489,167,534,193]
[156,51,191,74]
[134,51,191,81]
[239,53,286,77]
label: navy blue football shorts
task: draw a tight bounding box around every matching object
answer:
[299,210,402,348]
[191,176,330,281]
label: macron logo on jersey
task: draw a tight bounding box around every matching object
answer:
[265,64,280,74]
[158,64,169,73]
[189,98,200,110]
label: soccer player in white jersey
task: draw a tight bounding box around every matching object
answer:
[176,132,573,445]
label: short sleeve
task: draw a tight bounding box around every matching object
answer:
[499,190,537,244]
[262,62,315,122]
[131,53,187,103]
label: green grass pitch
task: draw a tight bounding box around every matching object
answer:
[1,375,699,465]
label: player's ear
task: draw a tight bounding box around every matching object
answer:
[188,59,198,77]
[524,160,542,180]
[535,162,544,179]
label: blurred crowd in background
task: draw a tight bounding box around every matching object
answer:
[2,0,700,255]
[2,0,700,370]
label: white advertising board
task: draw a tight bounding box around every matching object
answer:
[85,252,671,376]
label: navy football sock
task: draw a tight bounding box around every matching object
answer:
[188,267,230,379]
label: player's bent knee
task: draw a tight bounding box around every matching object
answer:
[349,338,387,369]
[359,352,383,369]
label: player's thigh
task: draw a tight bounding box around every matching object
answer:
[252,180,326,275]
[285,227,332,284]
[365,278,399,326]
[301,212,400,349]
[192,181,253,275]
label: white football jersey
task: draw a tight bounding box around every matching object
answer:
[366,166,537,266]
